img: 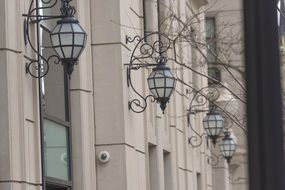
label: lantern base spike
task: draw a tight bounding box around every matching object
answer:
[211,137,217,146]
[160,102,167,114]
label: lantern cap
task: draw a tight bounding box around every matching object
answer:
[223,131,232,139]
[152,64,170,71]
[57,16,79,24]
[206,111,220,116]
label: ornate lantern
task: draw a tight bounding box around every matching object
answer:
[219,132,236,163]
[147,57,176,113]
[50,0,87,75]
[203,110,224,145]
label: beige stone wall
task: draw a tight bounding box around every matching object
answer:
[92,0,214,190]
[0,0,42,189]
[0,0,222,190]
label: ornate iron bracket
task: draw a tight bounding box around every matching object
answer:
[207,149,225,166]
[187,85,220,147]
[23,0,76,78]
[125,32,174,113]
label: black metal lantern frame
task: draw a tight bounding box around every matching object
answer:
[23,0,86,78]
[125,32,177,113]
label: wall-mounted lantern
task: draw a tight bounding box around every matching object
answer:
[187,86,237,165]
[219,131,236,164]
[125,32,176,114]
[147,57,176,112]
[23,0,87,78]
[202,109,224,145]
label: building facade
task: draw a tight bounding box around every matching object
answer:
[205,0,248,190]
[0,0,247,190]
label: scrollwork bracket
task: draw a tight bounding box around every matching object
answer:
[125,32,173,113]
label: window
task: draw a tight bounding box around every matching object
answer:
[142,0,161,37]
[205,17,217,63]
[44,119,70,181]
[205,17,221,85]
[208,67,221,85]
[163,151,172,190]
[148,144,159,190]
[197,173,202,190]
[46,184,70,190]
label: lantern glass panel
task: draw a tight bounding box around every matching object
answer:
[60,34,73,45]
[209,127,218,136]
[217,120,224,128]
[53,25,61,33]
[54,47,64,58]
[63,47,72,58]
[164,70,173,77]
[73,47,82,59]
[157,88,165,97]
[151,89,158,98]
[155,77,164,87]
[148,71,155,78]
[203,122,209,129]
[148,79,155,88]
[165,88,172,97]
[74,34,85,45]
[208,114,215,120]
[166,78,174,87]
[51,35,60,46]
[61,24,72,32]
[73,24,83,32]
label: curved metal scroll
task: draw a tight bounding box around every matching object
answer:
[207,148,224,166]
[23,0,75,78]
[187,85,221,147]
[125,32,173,113]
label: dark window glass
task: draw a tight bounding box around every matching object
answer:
[208,66,221,85]
[205,17,217,63]
[47,185,68,190]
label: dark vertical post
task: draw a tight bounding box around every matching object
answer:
[243,0,285,190]
[63,63,73,186]
[36,0,46,189]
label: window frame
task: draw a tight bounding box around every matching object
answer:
[205,17,221,85]
[41,68,73,189]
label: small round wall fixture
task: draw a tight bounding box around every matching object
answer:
[147,57,176,113]
[219,132,236,164]
[50,17,87,75]
[202,110,224,145]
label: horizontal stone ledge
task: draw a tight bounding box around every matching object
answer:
[70,89,93,93]
[0,180,42,186]
[95,142,146,154]
[0,48,22,54]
